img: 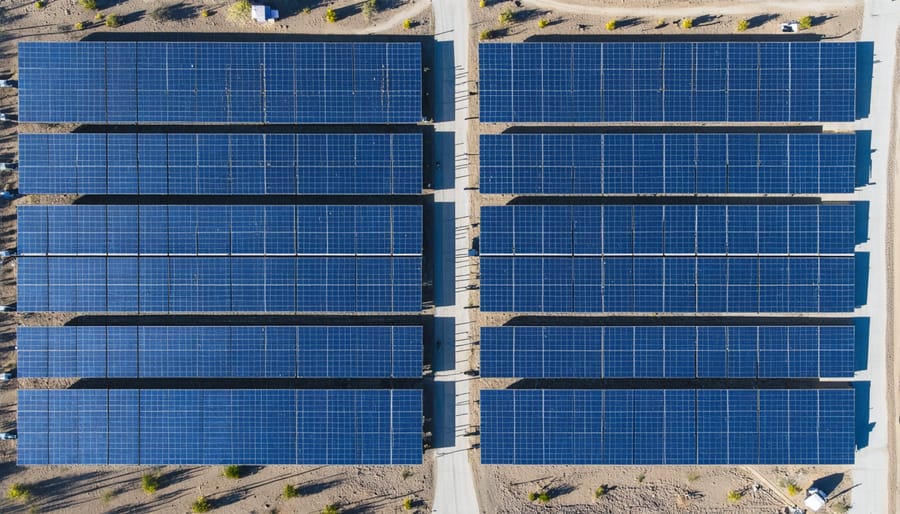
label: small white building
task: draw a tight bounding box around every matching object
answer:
[251,4,279,23]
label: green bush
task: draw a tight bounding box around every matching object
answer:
[687,472,700,483]
[141,474,160,494]
[223,465,241,479]
[362,0,379,21]
[402,497,413,510]
[680,18,693,29]
[403,18,412,29]
[322,504,340,514]
[527,492,538,501]
[479,0,486,6]
[35,1,46,10]
[74,21,85,29]
[302,7,310,14]
[104,13,119,27]
[536,492,550,504]
[832,501,851,513]
[192,496,211,513]
[655,18,665,28]
[325,8,336,22]
[737,19,749,31]
[799,15,813,29]
[498,8,514,24]
[94,11,103,19]
[538,18,548,28]
[594,485,607,498]
[7,483,30,501]
[282,484,299,499]
[727,490,743,503]
[200,9,209,17]
[79,0,97,10]
[636,472,646,483]
[101,489,116,504]
[605,20,617,31]
[227,0,250,21]
[479,29,494,40]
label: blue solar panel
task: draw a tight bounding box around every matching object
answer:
[19,133,422,195]
[19,205,421,256]
[18,256,422,313]
[480,205,854,257]
[480,389,854,465]
[480,325,854,378]
[479,133,857,195]
[19,389,421,465]
[480,42,857,122]
[480,256,854,313]
[19,42,421,124]
[17,326,420,378]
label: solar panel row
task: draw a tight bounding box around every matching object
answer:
[18,205,422,257]
[18,42,422,124]
[480,256,854,313]
[480,205,855,256]
[479,133,856,195]
[18,325,422,379]
[18,133,422,195]
[480,325,855,379]
[479,42,857,122]
[18,389,422,465]
[480,389,854,465]
[18,256,422,313]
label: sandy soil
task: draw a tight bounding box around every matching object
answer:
[886,28,900,514]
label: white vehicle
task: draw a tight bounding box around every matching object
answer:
[0,305,15,312]
[0,372,12,381]
[0,80,14,88]
[0,163,17,172]
[781,22,800,33]
[0,433,16,440]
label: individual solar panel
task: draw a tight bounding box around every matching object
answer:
[479,256,854,313]
[480,325,854,378]
[480,389,854,465]
[18,326,421,379]
[479,42,856,122]
[479,133,857,195]
[19,205,421,256]
[19,42,421,124]
[18,133,422,195]
[18,256,422,313]
[18,389,422,465]
[480,205,854,257]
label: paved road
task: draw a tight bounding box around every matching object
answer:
[852,1,898,512]
[430,0,480,513]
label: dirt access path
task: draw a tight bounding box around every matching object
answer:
[522,0,857,17]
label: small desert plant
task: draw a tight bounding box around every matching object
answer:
[655,18,665,28]
[480,29,494,40]
[779,478,801,496]
[141,473,160,494]
[74,21,85,29]
[538,18,549,28]
[104,13,119,27]
[606,20,617,30]
[498,8,514,24]
[7,483,30,501]
[362,0,378,21]
[527,492,538,501]
[831,500,851,513]
[227,0,250,21]
[200,9,209,16]
[687,471,700,482]
[150,4,178,22]
[594,485,607,498]
[479,0,486,6]
[223,465,241,479]
[727,490,743,503]
[400,468,414,479]
[94,11,103,19]
[302,6,310,14]
[282,484,299,499]
[636,472,646,483]
[681,18,693,29]
[325,8,336,22]
[192,496,211,513]
[101,489,117,504]
[536,492,551,504]
[79,0,97,10]
[322,504,340,514]
[403,18,412,29]
[737,19,749,31]
[402,497,413,511]
[799,15,813,29]
[35,1,46,10]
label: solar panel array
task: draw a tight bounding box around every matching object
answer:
[481,256,854,313]
[18,326,422,379]
[18,389,422,465]
[480,389,854,465]
[18,133,422,195]
[18,256,421,313]
[18,42,422,124]
[479,133,856,195]
[480,326,855,379]
[18,205,422,256]
[479,42,857,122]
[481,205,855,256]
